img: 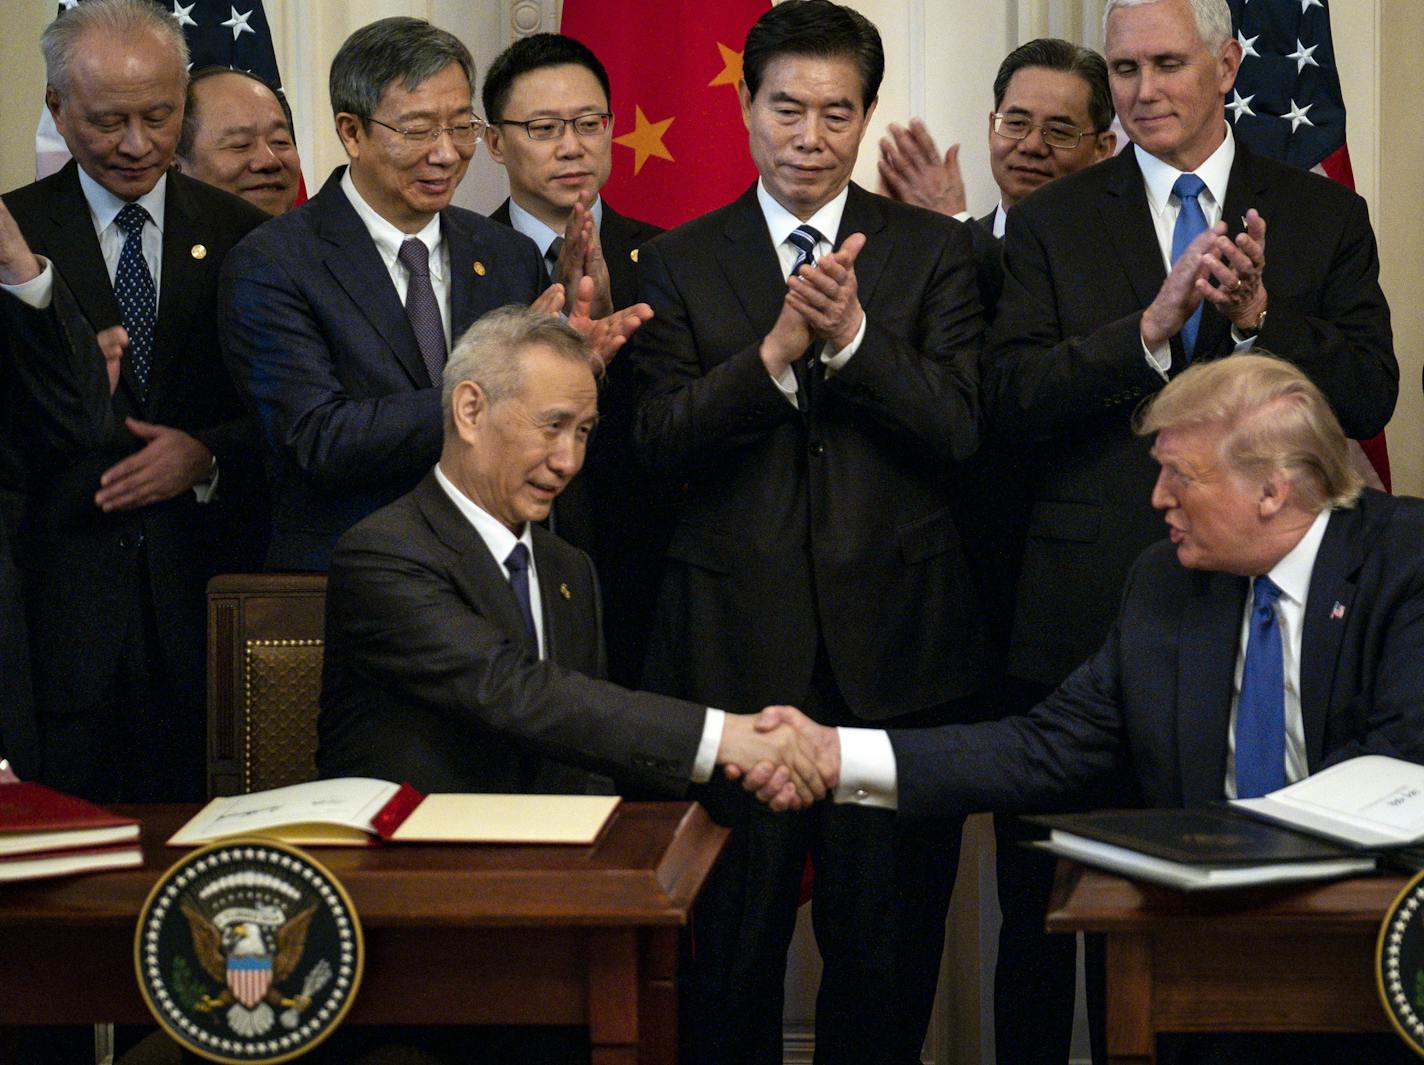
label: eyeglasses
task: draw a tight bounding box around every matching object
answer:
[992,112,1093,150]
[366,115,486,148]
[494,113,613,141]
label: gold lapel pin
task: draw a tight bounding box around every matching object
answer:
[559,583,571,600]
[629,248,639,263]
[473,260,486,276]
[190,244,207,260]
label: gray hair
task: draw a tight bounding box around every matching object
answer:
[1135,353,1364,512]
[42,0,189,97]
[1103,0,1233,53]
[330,16,474,120]
[442,306,592,422]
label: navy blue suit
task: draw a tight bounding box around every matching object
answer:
[220,167,546,571]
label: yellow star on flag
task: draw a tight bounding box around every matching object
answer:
[708,42,743,89]
[614,105,675,175]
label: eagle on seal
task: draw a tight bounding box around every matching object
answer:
[180,897,319,1037]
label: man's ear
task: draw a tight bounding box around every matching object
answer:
[334,112,364,161]
[738,79,753,130]
[1258,469,1293,519]
[45,86,62,123]
[484,123,505,164]
[450,379,488,444]
[1094,128,1118,162]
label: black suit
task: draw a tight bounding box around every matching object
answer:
[632,181,988,1065]
[0,273,116,778]
[318,470,706,796]
[489,197,667,686]
[4,163,267,802]
[220,168,545,572]
[987,142,1397,690]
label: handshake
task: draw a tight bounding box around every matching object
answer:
[716,707,842,811]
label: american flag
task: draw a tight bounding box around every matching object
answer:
[37,0,291,180]
[1226,0,1390,488]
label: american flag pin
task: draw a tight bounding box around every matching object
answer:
[1330,601,1346,620]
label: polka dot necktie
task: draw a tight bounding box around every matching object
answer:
[114,202,156,397]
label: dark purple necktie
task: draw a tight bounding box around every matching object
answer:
[504,543,537,653]
[397,237,446,386]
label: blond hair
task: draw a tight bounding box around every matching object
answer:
[1135,354,1364,510]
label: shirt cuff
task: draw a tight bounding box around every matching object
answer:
[191,457,219,504]
[0,258,54,309]
[769,363,799,407]
[1142,337,1171,381]
[821,313,867,373]
[691,707,725,783]
[1230,328,1258,352]
[833,726,898,809]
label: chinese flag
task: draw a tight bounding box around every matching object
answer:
[560,1,769,230]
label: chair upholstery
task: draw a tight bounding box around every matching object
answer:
[207,573,327,796]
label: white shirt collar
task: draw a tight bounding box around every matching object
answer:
[1136,123,1235,217]
[433,462,535,570]
[992,202,1008,240]
[78,166,167,236]
[507,196,604,260]
[1262,508,1332,609]
[757,179,849,251]
[341,167,444,279]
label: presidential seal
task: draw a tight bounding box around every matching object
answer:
[135,838,363,1064]
[1377,869,1424,1058]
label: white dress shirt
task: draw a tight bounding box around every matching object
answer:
[507,195,604,264]
[433,463,724,781]
[838,508,1335,810]
[1134,125,1257,376]
[756,181,867,404]
[991,202,1008,240]
[3,170,169,310]
[341,169,452,349]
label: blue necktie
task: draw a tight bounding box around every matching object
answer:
[1236,576,1286,798]
[397,237,447,386]
[113,202,156,397]
[786,223,825,277]
[504,543,537,654]
[1170,173,1208,360]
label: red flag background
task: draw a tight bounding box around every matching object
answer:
[559,1,769,230]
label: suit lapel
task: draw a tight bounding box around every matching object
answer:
[1176,570,1248,804]
[714,185,787,339]
[148,174,206,415]
[43,164,141,402]
[1100,154,1171,315]
[531,528,586,668]
[414,472,534,650]
[444,207,489,342]
[837,183,890,308]
[312,169,431,388]
[1300,508,1362,769]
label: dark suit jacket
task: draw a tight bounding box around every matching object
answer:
[489,196,667,686]
[632,182,990,721]
[986,143,1397,686]
[0,273,116,776]
[317,470,707,795]
[4,163,266,732]
[966,209,1003,317]
[220,168,546,571]
[893,491,1424,816]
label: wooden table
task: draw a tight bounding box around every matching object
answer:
[1046,861,1406,1064]
[0,802,727,1065]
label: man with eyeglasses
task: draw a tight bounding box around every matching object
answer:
[220,17,653,571]
[480,33,666,688]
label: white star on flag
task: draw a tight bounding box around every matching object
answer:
[1226,90,1256,121]
[1236,30,1260,58]
[221,6,256,41]
[170,1,197,28]
[1300,0,1324,12]
[1282,98,1314,132]
[1286,39,1319,74]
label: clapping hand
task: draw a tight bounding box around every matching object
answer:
[878,119,967,218]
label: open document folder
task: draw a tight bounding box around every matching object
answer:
[168,778,621,847]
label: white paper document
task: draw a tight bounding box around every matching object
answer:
[1231,755,1424,848]
[168,778,401,846]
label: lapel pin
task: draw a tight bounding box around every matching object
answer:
[559,582,571,600]
[1330,601,1346,620]
[629,248,639,263]
[190,244,207,260]
[473,260,486,276]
